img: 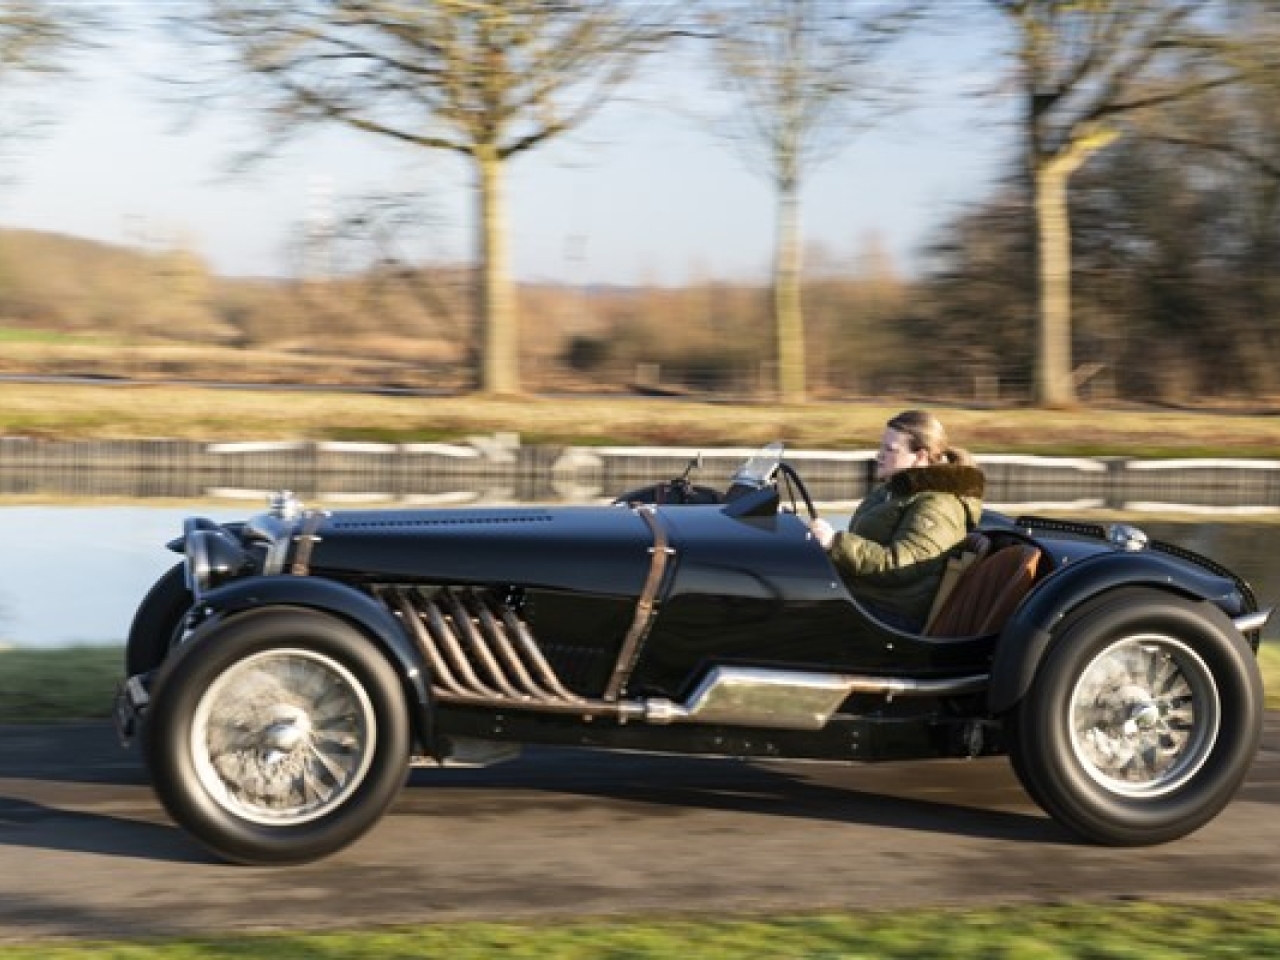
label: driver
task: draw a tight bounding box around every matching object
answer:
[808,410,984,631]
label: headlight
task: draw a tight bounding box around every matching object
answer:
[1107,523,1149,552]
[185,527,248,600]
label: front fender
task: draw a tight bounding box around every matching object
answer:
[987,551,1247,715]
[195,576,435,754]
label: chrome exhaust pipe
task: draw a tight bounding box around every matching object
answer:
[658,665,989,730]
[381,585,586,707]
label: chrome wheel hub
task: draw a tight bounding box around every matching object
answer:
[191,648,376,825]
[1069,635,1219,798]
[262,705,311,760]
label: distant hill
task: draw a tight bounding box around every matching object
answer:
[0,226,476,353]
[0,227,270,342]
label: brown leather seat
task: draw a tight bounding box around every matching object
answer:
[921,532,990,630]
[924,542,1042,638]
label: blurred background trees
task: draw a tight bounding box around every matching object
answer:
[173,0,682,395]
[978,0,1280,406]
[0,0,96,185]
[3,2,1280,406]
[0,0,82,77]
[706,0,910,403]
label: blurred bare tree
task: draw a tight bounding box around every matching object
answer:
[173,1,682,395]
[281,189,472,348]
[984,0,1280,407]
[330,191,472,347]
[1070,64,1280,400]
[913,180,1037,400]
[706,1,911,403]
[0,1,78,74]
[914,15,1280,406]
[0,0,98,185]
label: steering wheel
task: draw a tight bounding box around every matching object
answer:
[775,462,818,521]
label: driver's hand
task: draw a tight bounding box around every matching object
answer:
[808,518,835,550]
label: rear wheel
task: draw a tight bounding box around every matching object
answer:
[1008,588,1262,845]
[145,607,409,865]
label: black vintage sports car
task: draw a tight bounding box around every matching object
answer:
[116,443,1270,865]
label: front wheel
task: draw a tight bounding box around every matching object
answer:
[144,607,410,865]
[1008,588,1263,846]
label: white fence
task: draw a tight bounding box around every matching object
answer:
[2,436,1279,513]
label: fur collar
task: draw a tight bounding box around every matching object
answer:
[887,463,985,499]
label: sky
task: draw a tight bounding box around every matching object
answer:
[0,9,1016,287]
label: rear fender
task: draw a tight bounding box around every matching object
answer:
[194,576,435,754]
[988,552,1245,715]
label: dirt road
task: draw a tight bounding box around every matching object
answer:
[1,717,1278,940]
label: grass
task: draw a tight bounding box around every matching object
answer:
[0,900,1278,957]
[0,328,116,346]
[6,382,1280,455]
[0,645,123,722]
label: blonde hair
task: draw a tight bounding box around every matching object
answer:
[886,409,975,466]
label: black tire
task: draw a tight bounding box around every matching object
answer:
[125,562,193,676]
[1008,587,1263,846]
[144,606,410,865]
[1003,711,1051,813]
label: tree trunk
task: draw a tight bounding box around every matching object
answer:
[476,148,519,395]
[1032,159,1075,407]
[1031,127,1119,408]
[774,179,806,402]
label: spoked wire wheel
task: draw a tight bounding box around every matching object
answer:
[1007,588,1263,846]
[191,647,378,825]
[1068,635,1219,799]
[145,608,410,865]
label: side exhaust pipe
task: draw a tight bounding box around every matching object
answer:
[656,665,989,730]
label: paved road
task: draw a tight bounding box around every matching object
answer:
[1,717,1278,940]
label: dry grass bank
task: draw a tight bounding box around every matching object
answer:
[4,383,1280,456]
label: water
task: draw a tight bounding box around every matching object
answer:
[0,506,240,648]
[0,505,1275,649]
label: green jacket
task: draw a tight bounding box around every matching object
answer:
[827,463,985,630]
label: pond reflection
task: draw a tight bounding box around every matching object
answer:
[0,505,1275,649]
